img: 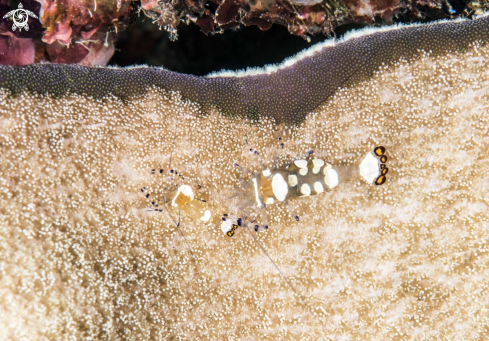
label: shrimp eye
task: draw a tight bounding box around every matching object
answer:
[374,146,385,156]
[375,175,387,185]
[380,155,388,163]
[381,167,389,175]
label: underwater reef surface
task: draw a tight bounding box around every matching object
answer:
[141,0,481,37]
[0,0,132,66]
[1,15,489,124]
[1,16,489,340]
[0,0,487,67]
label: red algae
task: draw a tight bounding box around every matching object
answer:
[0,0,132,66]
[0,0,486,67]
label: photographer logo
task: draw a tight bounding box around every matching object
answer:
[3,3,38,32]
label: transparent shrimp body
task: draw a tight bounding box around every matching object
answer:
[221,146,388,235]
[141,168,212,275]
[171,184,211,222]
[143,169,211,223]
[283,146,388,198]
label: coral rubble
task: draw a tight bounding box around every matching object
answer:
[144,0,488,38]
[1,1,488,67]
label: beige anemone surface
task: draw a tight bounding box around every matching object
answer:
[1,43,489,340]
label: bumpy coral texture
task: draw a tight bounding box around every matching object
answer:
[1,15,489,124]
[1,42,488,339]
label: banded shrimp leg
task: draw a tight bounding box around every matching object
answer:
[220,208,322,322]
[222,129,390,236]
[140,114,212,275]
[219,141,390,324]
[231,31,388,222]
[224,134,315,233]
[221,38,385,230]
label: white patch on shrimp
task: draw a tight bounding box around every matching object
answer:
[252,178,263,206]
[300,183,311,196]
[312,159,324,174]
[171,185,195,207]
[314,181,324,193]
[288,174,298,187]
[272,173,288,201]
[221,219,233,234]
[294,160,308,168]
[360,152,380,184]
[324,167,339,189]
[200,210,211,222]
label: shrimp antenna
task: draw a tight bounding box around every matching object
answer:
[240,211,319,321]
[162,198,201,276]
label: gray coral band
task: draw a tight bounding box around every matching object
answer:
[1,15,488,124]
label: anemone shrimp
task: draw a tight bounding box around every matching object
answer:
[140,116,212,273]
[216,135,389,315]
[221,144,389,236]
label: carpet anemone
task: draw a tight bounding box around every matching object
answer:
[1,15,489,340]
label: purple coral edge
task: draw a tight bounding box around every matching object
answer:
[1,16,488,124]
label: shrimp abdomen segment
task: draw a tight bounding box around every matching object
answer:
[283,159,352,196]
[280,148,387,198]
[171,185,212,222]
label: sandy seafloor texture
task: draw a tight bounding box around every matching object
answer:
[1,43,489,340]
